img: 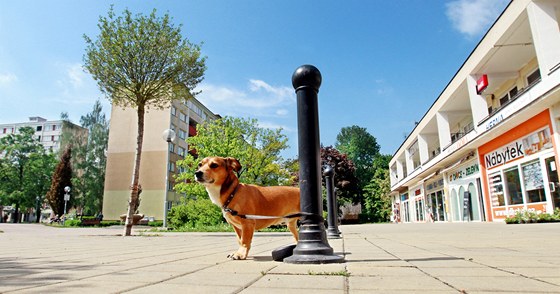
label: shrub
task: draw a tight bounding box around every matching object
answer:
[167,198,224,229]
[505,209,560,224]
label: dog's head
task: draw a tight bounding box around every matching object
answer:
[194,156,241,186]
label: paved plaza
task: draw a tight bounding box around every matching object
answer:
[1,222,559,293]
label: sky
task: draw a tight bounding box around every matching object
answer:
[0,0,510,158]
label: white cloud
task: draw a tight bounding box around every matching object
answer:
[0,72,18,86]
[446,0,509,39]
[197,79,295,117]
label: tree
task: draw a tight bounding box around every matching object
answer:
[45,146,73,217]
[70,100,109,215]
[175,116,291,199]
[320,146,360,204]
[362,154,392,221]
[83,7,206,236]
[335,125,380,191]
[0,127,54,223]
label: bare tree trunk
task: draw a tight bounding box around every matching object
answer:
[123,104,145,236]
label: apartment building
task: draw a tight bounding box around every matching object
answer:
[0,116,86,153]
[102,98,219,221]
[390,0,560,223]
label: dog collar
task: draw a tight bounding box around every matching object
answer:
[222,184,243,217]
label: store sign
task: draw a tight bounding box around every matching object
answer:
[484,141,524,169]
[476,74,488,94]
[484,127,553,169]
[448,163,480,182]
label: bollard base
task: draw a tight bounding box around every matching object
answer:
[272,244,297,261]
[284,254,344,264]
[327,227,342,239]
[283,223,344,264]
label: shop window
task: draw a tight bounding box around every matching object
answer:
[489,172,505,206]
[450,189,460,221]
[504,167,523,205]
[522,160,546,203]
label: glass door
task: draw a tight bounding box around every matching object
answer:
[545,156,560,210]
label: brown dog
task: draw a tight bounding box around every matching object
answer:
[195,156,300,260]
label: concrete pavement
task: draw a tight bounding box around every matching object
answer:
[0,222,559,293]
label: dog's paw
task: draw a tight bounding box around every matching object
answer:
[227,251,247,260]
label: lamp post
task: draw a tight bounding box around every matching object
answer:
[162,129,176,228]
[63,186,70,225]
[35,195,41,223]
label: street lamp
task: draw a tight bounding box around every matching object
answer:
[162,129,176,228]
[36,195,41,223]
[63,186,71,225]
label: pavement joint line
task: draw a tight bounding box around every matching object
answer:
[230,264,279,294]
[467,259,560,287]
[361,234,463,293]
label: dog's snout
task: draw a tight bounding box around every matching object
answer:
[195,170,203,180]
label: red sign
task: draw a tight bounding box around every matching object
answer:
[476,74,488,94]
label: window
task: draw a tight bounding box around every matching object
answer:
[177,146,185,157]
[504,167,523,205]
[527,69,541,86]
[168,143,175,153]
[171,106,177,116]
[168,162,175,172]
[179,112,186,122]
[2,128,6,134]
[499,86,518,106]
[52,125,57,131]
[51,135,55,141]
[178,129,186,140]
[36,126,42,131]
[489,172,505,206]
[522,160,546,203]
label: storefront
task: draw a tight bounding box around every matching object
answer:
[425,177,446,222]
[409,184,425,222]
[479,110,560,221]
[445,159,484,222]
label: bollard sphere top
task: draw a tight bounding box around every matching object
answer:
[323,165,334,176]
[292,65,322,92]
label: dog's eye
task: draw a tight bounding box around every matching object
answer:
[198,163,202,167]
[210,163,219,169]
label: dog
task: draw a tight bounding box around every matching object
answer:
[195,156,300,260]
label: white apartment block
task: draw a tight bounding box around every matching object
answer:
[102,98,220,221]
[390,0,560,223]
[0,116,86,153]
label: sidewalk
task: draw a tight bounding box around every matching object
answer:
[1,222,559,293]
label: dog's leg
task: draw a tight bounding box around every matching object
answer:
[229,222,255,260]
[287,219,299,243]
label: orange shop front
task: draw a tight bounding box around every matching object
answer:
[479,110,560,221]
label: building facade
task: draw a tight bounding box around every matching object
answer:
[0,116,86,153]
[102,98,219,221]
[390,0,560,223]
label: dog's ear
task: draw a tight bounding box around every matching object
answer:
[225,157,242,173]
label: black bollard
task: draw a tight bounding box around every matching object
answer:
[324,165,341,239]
[284,65,344,264]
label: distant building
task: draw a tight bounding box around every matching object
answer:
[102,98,220,221]
[0,116,87,154]
[390,0,560,223]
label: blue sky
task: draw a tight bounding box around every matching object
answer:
[0,0,509,158]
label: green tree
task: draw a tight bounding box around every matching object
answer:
[175,116,291,199]
[0,127,56,222]
[83,7,206,236]
[45,146,73,217]
[335,126,380,187]
[362,154,392,221]
[70,100,109,215]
